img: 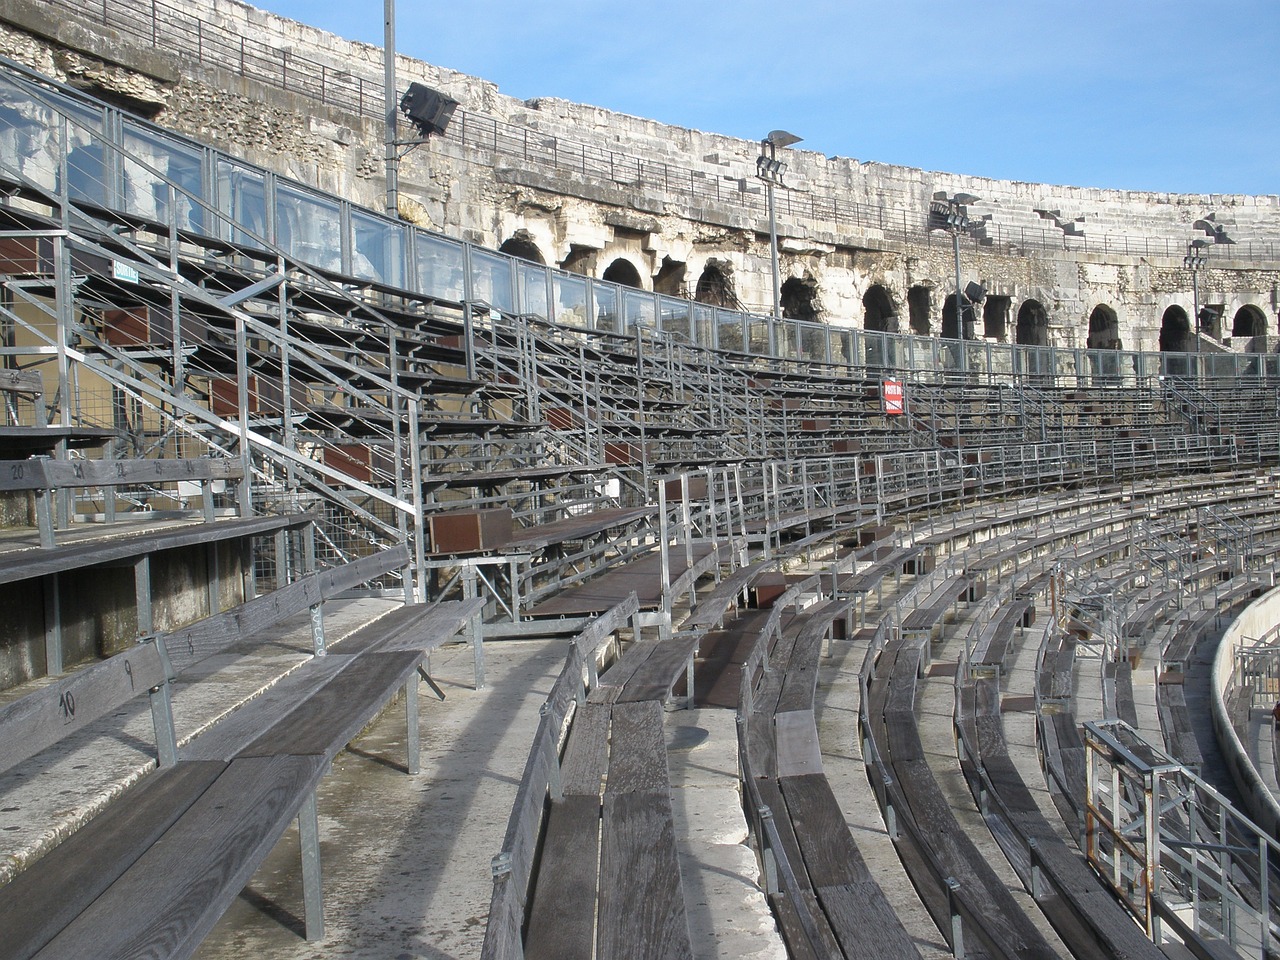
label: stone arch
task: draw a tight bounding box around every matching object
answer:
[1159,305,1193,353]
[601,257,643,289]
[653,256,686,297]
[863,285,899,333]
[780,276,820,323]
[1232,304,1268,342]
[1015,299,1049,346]
[1086,304,1121,350]
[694,260,737,308]
[498,230,545,264]
[908,286,931,336]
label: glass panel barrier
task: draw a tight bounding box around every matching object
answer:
[797,321,827,365]
[60,96,108,208]
[717,309,744,353]
[120,122,205,233]
[691,303,716,350]
[352,208,405,288]
[0,74,61,194]
[516,260,549,320]
[623,288,655,330]
[594,283,619,332]
[660,297,692,343]
[554,273,589,327]
[748,316,771,355]
[274,181,342,272]
[415,232,465,304]
[216,158,269,249]
[469,247,514,313]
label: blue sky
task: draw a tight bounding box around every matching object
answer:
[254,0,1278,197]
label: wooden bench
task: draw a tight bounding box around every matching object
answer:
[0,544,481,959]
[0,455,247,548]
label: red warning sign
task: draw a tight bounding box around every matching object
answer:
[883,379,904,415]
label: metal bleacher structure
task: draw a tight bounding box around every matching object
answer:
[4,49,1280,960]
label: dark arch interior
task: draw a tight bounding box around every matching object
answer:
[908,286,931,336]
[602,259,643,289]
[1159,305,1192,352]
[781,277,820,323]
[1232,304,1268,339]
[1087,305,1120,350]
[1015,299,1049,346]
[863,285,898,333]
[695,262,736,308]
[653,256,685,297]
[498,232,545,264]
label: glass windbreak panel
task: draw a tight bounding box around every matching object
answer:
[0,75,63,193]
[988,343,1014,378]
[660,297,691,343]
[623,289,655,331]
[351,209,404,287]
[831,328,855,368]
[516,261,549,319]
[717,311,744,353]
[121,123,205,233]
[274,182,341,272]
[59,96,108,207]
[797,321,826,364]
[554,273,589,327]
[748,317,771,355]
[1083,349,1119,385]
[864,331,896,370]
[1020,345,1054,382]
[415,232,465,303]
[470,248,514,313]
[691,304,715,350]
[216,158,269,249]
[594,283,619,332]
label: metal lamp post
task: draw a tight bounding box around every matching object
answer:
[930,191,981,342]
[1183,240,1208,354]
[757,130,802,320]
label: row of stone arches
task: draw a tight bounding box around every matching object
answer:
[497,233,1271,353]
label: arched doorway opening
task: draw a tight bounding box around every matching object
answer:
[863,285,899,369]
[1159,305,1193,353]
[498,231,545,264]
[863,285,899,333]
[602,258,643,289]
[1232,304,1268,349]
[908,286,931,336]
[780,276,820,323]
[1087,305,1121,350]
[653,256,686,297]
[1015,299,1049,346]
[695,261,737,308]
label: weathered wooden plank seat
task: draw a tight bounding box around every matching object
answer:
[525,541,717,620]
[485,597,639,960]
[0,455,248,549]
[870,638,1061,960]
[899,573,973,635]
[0,511,311,585]
[597,700,692,960]
[503,505,655,552]
[0,544,480,959]
[958,679,1169,960]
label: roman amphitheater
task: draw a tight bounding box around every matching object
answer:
[1,2,1280,958]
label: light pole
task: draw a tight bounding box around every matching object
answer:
[384,0,398,216]
[757,130,802,320]
[930,191,981,341]
[1183,240,1208,354]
